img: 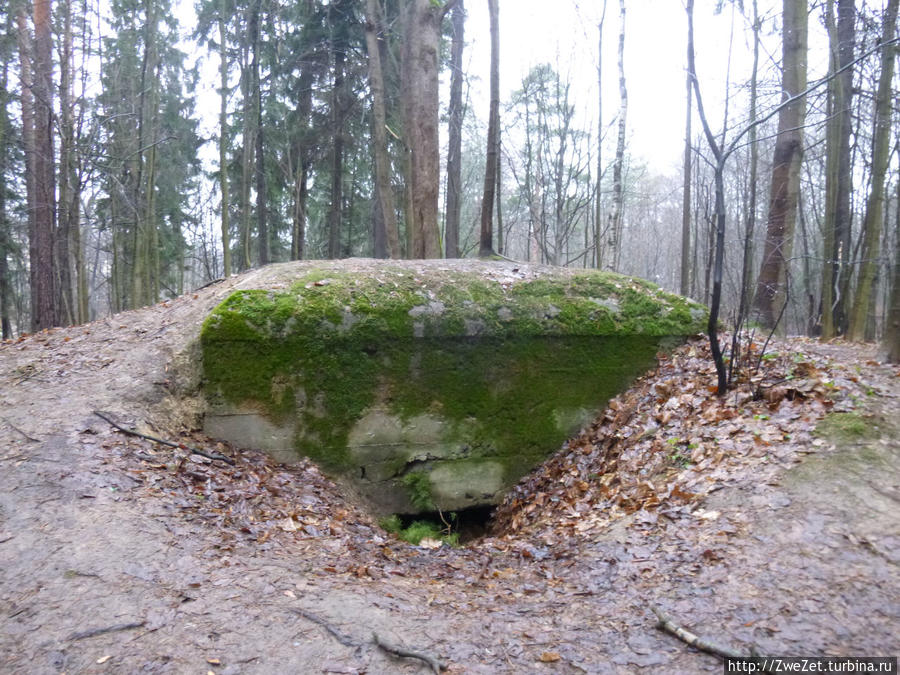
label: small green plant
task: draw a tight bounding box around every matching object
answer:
[669,452,691,468]
[378,515,460,547]
[379,514,403,533]
[401,472,435,511]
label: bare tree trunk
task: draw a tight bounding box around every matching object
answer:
[753,0,808,331]
[797,191,816,334]
[131,0,158,308]
[479,0,499,258]
[57,0,75,325]
[239,36,253,270]
[884,181,900,362]
[327,11,346,259]
[680,0,693,296]
[292,66,313,261]
[365,0,401,259]
[821,0,855,337]
[219,0,231,277]
[593,7,607,268]
[736,0,760,328]
[16,7,37,326]
[609,0,627,272]
[32,0,57,330]
[444,0,465,258]
[686,0,727,394]
[0,51,12,337]
[401,0,455,259]
[145,85,160,304]
[496,152,503,256]
[847,0,898,341]
[250,0,268,265]
[72,0,88,323]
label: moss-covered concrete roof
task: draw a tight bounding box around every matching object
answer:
[202,259,707,342]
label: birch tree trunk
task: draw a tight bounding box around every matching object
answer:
[608,0,627,272]
[292,65,313,261]
[680,0,693,296]
[594,5,606,269]
[291,60,313,261]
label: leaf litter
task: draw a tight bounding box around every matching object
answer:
[103,333,898,671]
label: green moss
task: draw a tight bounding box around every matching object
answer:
[814,412,882,443]
[401,472,435,511]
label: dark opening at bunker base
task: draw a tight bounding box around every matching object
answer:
[379,505,496,546]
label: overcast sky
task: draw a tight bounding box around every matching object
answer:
[461,0,820,173]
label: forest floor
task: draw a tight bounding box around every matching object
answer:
[1,261,898,674]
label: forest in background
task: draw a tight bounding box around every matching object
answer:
[0,0,898,362]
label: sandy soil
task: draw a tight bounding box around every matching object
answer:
[1,260,897,674]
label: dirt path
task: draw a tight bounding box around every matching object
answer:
[1,262,898,674]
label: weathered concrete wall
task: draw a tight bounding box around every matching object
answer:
[201,260,706,515]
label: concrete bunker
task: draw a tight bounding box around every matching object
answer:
[200,260,706,519]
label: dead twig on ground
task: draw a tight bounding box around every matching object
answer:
[374,632,447,673]
[67,621,145,641]
[290,609,448,672]
[193,277,226,291]
[651,606,747,660]
[289,608,360,648]
[2,418,40,443]
[93,411,235,465]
